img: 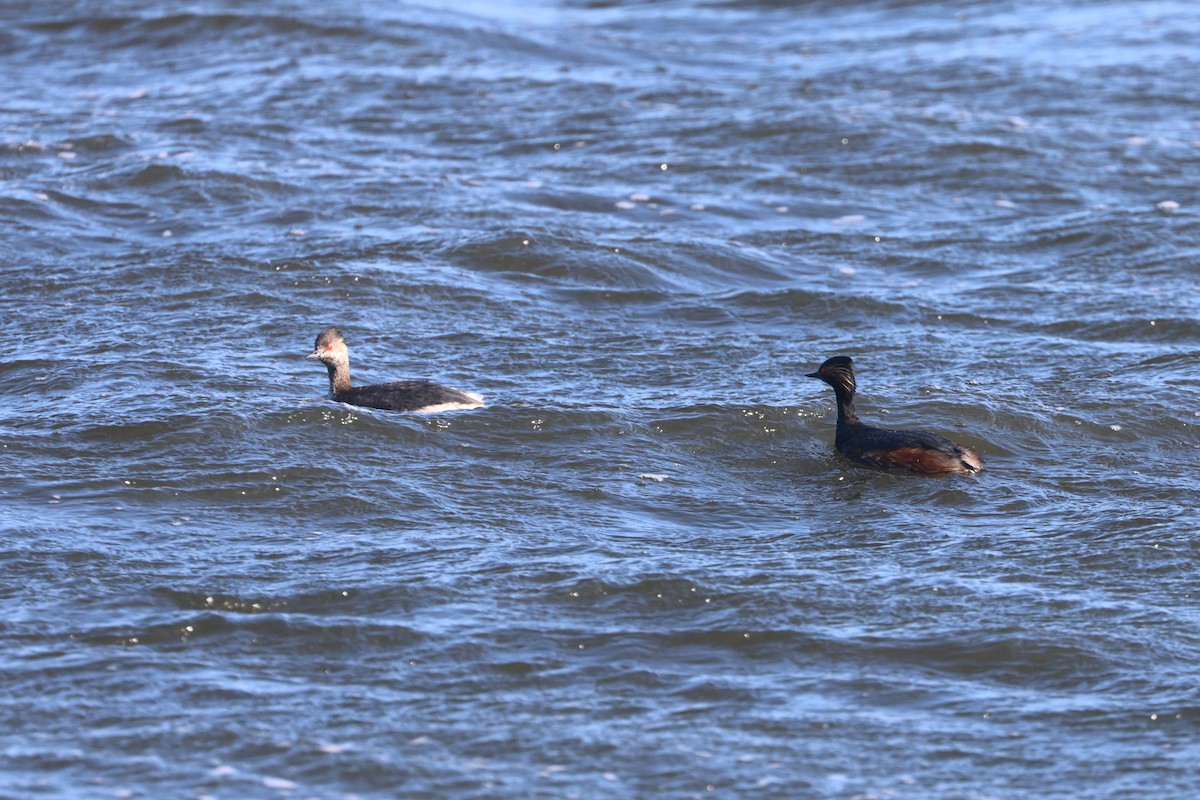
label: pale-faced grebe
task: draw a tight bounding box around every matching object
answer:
[307,328,485,413]
[806,356,983,475]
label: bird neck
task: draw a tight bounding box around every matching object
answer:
[833,383,861,428]
[325,361,352,395]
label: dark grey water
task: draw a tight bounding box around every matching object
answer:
[3,0,1199,797]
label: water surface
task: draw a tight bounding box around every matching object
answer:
[2,1,1199,797]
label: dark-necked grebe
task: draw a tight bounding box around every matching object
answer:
[307,328,485,413]
[806,356,983,475]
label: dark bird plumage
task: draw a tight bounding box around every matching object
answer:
[307,328,484,413]
[806,356,983,475]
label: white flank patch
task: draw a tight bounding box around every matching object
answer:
[413,392,485,415]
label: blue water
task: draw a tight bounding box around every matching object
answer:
[2,1,1199,797]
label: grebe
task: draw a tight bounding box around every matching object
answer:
[307,328,485,413]
[806,356,983,475]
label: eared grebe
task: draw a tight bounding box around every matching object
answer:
[307,328,485,413]
[806,356,983,475]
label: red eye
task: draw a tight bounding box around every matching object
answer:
[325,344,333,351]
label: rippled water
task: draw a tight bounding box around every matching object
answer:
[3,1,1199,797]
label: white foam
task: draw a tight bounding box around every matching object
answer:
[262,777,297,790]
